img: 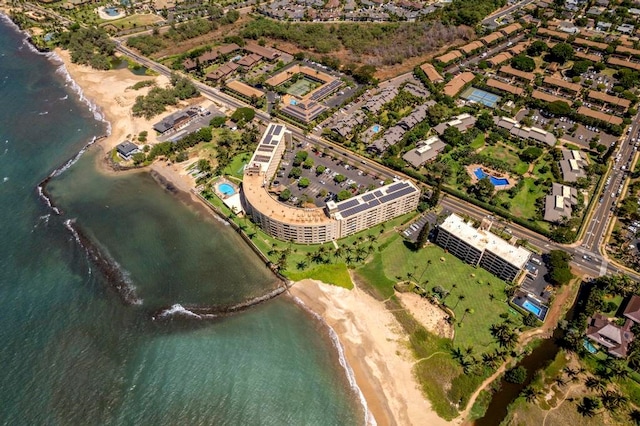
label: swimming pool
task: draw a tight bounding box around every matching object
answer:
[218,183,236,196]
[290,99,298,105]
[105,7,120,16]
[583,339,598,354]
[522,300,541,316]
[372,124,380,133]
[474,167,510,186]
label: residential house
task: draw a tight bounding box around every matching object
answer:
[586,313,634,358]
[559,149,588,182]
[116,141,139,161]
[433,113,477,134]
[543,183,578,222]
[494,116,557,146]
[402,135,446,167]
[443,72,475,97]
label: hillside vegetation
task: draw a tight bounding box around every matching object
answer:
[241,19,473,66]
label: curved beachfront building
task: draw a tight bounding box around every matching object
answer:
[241,123,420,244]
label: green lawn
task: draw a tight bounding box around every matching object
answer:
[496,177,544,219]
[470,133,485,150]
[222,152,251,179]
[479,143,528,175]
[377,239,514,350]
[287,263,353,289]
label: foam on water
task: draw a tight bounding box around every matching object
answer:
[292,295,375,426]
[63,218,142,305]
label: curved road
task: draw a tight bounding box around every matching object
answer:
[115,43,640,280]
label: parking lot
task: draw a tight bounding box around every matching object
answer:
[158,105,224,143]
[274,142,387,207]
[516,108,617,149]
[520,254,552,303]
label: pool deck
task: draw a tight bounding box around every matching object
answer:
[512,290,549,321]
[97,6,126,20]
[466,163,517,191]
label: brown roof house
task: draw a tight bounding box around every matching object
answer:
[543,183,578,222]
[443,72,475,97]
[586,313,634,358]
[624,295,640,323]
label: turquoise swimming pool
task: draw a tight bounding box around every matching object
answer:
[372,124,380,133]
[523,300,541,316]
[105,7,120,16]
[218,183,235,196]
[474,167,510,186]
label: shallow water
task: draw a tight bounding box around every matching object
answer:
[0,17,364,425]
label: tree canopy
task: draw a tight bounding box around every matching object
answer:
[511,54,535,72]
[549,43,574,64]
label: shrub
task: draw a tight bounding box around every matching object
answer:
[505,366,527,384]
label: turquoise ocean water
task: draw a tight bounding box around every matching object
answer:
[0,17,365,425]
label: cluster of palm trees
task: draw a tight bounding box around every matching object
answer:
[294,234,379,271]
[520,358,640,421]
[451,346,510,374]
[490,321,520,350]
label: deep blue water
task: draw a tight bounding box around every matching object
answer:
[0,17,363,425]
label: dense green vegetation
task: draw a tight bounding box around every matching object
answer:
[439,0,507,26]
[58,27,115,70]
[126,10,240,56]
[241,18,472,67]
[132,74,199,119]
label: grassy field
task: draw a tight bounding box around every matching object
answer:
[287,263,353,289]
[222,152,251,179]
[479,143,529,175]
[470,133,486,150]
[101,14,164,30]
[496,177,544,219]
[377,239,515,350]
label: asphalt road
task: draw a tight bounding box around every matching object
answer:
[481,0,537,28]
[115,43,640,281]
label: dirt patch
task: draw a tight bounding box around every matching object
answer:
[397,292,453,339]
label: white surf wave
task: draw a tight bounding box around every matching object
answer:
[292,296,376,426]
[156,304,202,320]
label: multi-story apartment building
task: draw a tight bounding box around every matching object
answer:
[242,123,420,244]
[435,214,531,283]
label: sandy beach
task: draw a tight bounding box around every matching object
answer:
[54,48,453,426]
[290,280,454,426]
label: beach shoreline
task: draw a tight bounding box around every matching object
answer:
[52,47,452,426]
[290,279,454,426]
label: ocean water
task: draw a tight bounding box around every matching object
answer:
[0,17,364,425]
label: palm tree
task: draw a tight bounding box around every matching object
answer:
[489,293,496,301]
[296,260,307,270]
[628,409,640,424]
[554,376,567,387]
[451,347,465,362]
[454,294,466,310]
[577,396,602,418]
[460,308,474,325]
[521,386,540,403]
[585,376,607,393]
[602,390,627,412]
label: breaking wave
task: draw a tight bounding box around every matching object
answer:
[292,295,375,426]
[63,219,142,305]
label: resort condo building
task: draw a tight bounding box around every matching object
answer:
[435,214,531,283]
[242,123,421,244]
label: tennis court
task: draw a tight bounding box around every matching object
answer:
[285,77,319,97]
[461,87,501,108]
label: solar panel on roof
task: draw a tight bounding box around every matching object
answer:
[362,193,375,202]
[337,198,360,211]
[274,125,283,135]
[367,199,380,207]
[374,190,383,197]
[341,203,370,218]
[388,182,406,192]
